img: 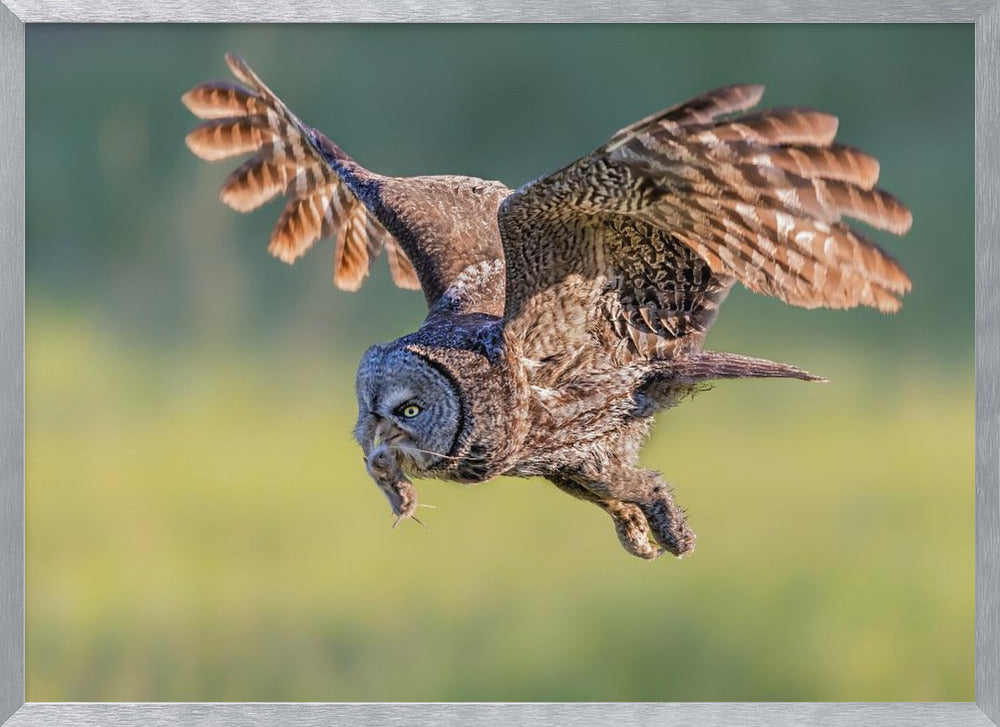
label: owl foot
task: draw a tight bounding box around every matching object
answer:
[602,500,663,560]
[546,473,666,559]
[637,487,696,558]
[548,467,696,559]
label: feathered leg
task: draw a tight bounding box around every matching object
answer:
[633,472,697,557]
[548,466,696,559]
[547,476,662,560]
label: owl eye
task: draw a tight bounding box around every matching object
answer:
[399,403,422,419]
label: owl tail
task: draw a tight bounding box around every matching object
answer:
[670,351,826,383]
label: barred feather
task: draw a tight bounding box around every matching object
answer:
[182,53,422,294]
[613,92,911,313]
[701,108,839,146]
[607,84,766,149]
[181,81,263,119]
[501,83,913,366]
[269,189,330,264]
[661,84,766,125]
[219,156,289,213]
[334,201,376,291]
[385,236,422,290]
[759,144,880,189]
[185,116,274,162]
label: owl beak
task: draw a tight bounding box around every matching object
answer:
[365,416,432,475]
[372,418,397,450]
[366,417,405,475]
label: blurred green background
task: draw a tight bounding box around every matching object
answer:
[26,24,973,701]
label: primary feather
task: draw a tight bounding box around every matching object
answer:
[183,54,418,291]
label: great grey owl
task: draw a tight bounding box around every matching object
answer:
[183,54,911,560]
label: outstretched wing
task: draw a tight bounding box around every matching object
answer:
[498,85,912,363]
[182,53,421,292]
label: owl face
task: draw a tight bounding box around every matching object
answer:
[354,344,463,475]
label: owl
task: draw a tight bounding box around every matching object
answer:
[183,54,911,560]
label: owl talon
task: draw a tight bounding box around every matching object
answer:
[639,495,696,558]
[604,500,662,560]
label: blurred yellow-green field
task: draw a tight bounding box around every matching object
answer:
[27,315,973,701]
[26,24,973,701]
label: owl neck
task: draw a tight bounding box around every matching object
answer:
[402,332,531,483]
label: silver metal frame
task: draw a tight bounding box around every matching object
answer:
[1,4,996,726]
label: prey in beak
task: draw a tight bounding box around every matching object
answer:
[360,418,425,528]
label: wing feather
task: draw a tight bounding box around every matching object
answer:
[499,85,912,364]
[182,54,422,294]
[181,81,264,119]
[384,235,423,290]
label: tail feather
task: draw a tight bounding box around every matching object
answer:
[669,350,826,383]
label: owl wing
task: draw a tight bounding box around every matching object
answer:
[182,53,421,292]
[497,85,912,363]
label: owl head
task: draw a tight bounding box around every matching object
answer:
[354,327,526,484]
[354,343,465,478]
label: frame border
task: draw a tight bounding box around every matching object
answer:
[2,6,996,726]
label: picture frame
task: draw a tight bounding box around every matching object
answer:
[1,4,996,726]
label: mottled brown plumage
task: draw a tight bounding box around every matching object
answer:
[184,55,912,560]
